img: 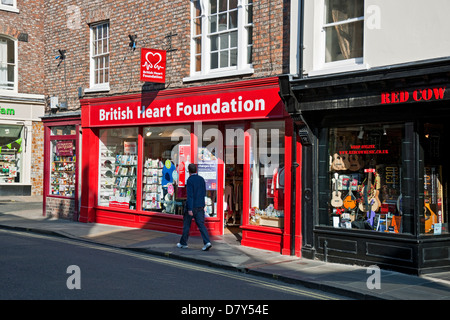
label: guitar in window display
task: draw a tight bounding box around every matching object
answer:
[358,166,381,227]
[331,173,344,208]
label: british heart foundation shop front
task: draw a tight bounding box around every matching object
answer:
[79,78,301,255]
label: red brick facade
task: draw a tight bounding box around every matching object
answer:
[1,1,45,196]
[44,0,290,108]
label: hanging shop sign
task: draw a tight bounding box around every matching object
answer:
[83,86,284,127]
[381,86,446,105]
[140,48,166,83]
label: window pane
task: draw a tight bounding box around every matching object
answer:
[229,10,237,29]
[211,52,218,69]
[324,124,406,233]
[230,31,237,48]
[194,0,202,17]
[229,0,237,10]
[195,38,202,54]
[0,124,23,183]
[325,20,363,62]
[210,34,218,51]
[197,123,219,218]
[246,3,253,24]
[142,125,191,214]
[98,128,138,209]
[218,13,227,31]
[1,0,14,6]
[422,123,448,235]
[249,121,285,229]
[230,48,237,66]
[51,140,76,197]
[219,0,227,12]
[220,50,228,68]
[326,0,364,24]
[209,15,217,33]
[210,0,217,14]
[220,33,228,49]
[195,55,202,72]
[195,17,202,36]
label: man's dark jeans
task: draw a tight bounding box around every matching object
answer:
[179,207,211,246]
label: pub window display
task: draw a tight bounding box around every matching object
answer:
[327,124,404,233]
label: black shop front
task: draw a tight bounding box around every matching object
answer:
[281,58,450,275]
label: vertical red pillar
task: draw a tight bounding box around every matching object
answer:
[282,118,293,255]
[79,126,98,223]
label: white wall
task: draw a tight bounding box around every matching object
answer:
[301,0,450,76]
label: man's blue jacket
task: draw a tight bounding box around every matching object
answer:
[186,173,206,211]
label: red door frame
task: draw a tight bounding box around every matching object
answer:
[42,116,81,221]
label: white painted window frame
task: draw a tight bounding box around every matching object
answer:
[310,0,368,77]
[0,35,18,94]
[86,22,110,93]
[0,0,19,13]
[184,0,254,83]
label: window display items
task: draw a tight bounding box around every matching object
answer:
[51,140,76,197]
[0,125,23,183]
[98,128,138,210]
[326,125,404,232]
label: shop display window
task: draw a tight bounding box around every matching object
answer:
[197,124,219,218]
[0,124,23,183]
[50,139,76,197]
[324,124,406,233]
[249,121,285,228]
[98,128,138,209]
[142,125,190,214]
[421,123,448,235]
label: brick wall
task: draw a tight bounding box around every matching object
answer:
[31,121,44,195]
[44,0,290,110]
[45,196,76,220]
[0,0,45,95]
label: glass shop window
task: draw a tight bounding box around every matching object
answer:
[50,140,76,197]
[0,124,23,183]
[249,121,285,228]
[98,127,138,209]
[325,124,406,233]
[142,125,191,214]
[421,123,448,235]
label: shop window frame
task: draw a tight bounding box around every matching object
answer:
[316,121,419,236]
[45,122,80,201]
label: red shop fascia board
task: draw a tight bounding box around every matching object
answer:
[80,77,287,128]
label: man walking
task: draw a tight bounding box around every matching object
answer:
[177,163,212,251]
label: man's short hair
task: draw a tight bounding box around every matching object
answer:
[188,163,197,174]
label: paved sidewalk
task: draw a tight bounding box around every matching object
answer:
[0,196,450,300]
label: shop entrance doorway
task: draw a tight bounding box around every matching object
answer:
[223,123,245,240]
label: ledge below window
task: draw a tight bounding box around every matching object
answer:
[183,68,254,83]
[0,5,19,13]
[84,84,110,94]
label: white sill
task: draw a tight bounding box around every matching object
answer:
[0,5,19,13]
[308,61,369,77]
[183,68,254,83]
[84,84,110,93]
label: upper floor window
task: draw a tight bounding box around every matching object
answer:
[89,22,110,91]
[324,0,364,64]
[187,0,253,81]
[0,36,16,92]
[0,0,18,13]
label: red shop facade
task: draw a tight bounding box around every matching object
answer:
[79,77,302,255]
